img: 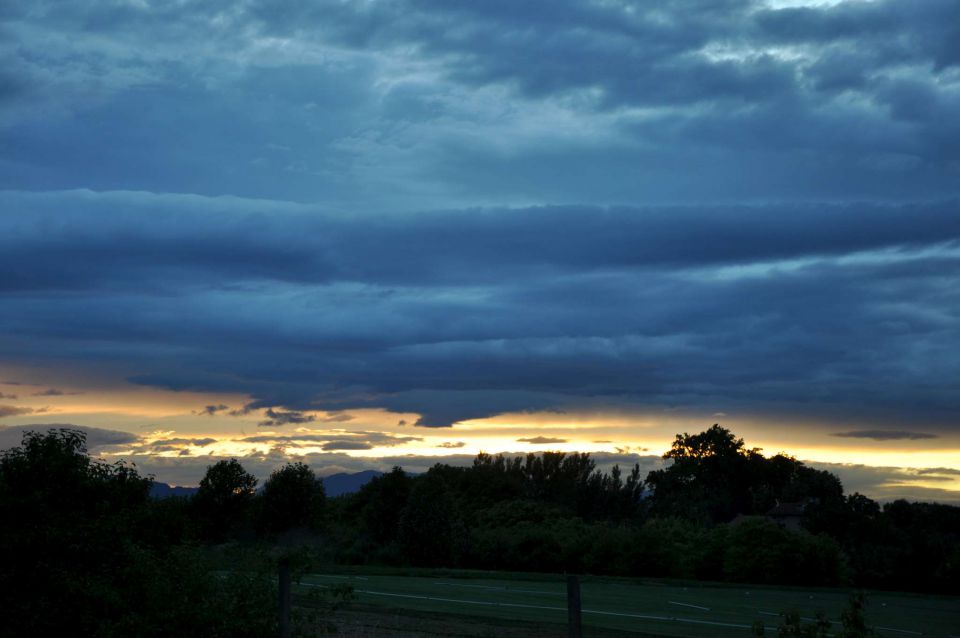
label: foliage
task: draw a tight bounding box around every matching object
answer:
[645,424,844,524]
[752,611,831,638]
[356,466,412,546]
[837,591,876,638]
[397,473,463,567]
[318,425,959,593]
[0,429,341,638]
[724,518,847,586]
[0,429,151,636]
[752,591,877,638]
[4,420,959,637]
[195,458,258,542]
[259,462,326,535]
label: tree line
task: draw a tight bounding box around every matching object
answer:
[1,424,957,636]
[328,426,958,593]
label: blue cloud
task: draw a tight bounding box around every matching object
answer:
[1,1,959,431]
[0,190,958,428]
[2,0,960,207]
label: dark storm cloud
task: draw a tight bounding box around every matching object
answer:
[0,190,958,429]
[832,430,940,441]
[3,0,960,205]
[2,191,959,291]
[245,0,956,111]
[1,2,959,438]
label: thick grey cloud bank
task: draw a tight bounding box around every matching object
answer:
[2,0,959,207]
[1,1,959,434]
[1,190,957,429]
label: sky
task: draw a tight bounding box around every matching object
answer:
[1,0,959,501]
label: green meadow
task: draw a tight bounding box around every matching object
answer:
[299,569,959,637]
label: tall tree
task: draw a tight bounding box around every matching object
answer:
[194,458,257,541]
[259,462,325,534]
[645,424,761,522]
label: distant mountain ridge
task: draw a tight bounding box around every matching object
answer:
[148,469,382,499]
[322,470,382,497]
[149,483,199,498]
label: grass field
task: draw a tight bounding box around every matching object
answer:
[298,568,959,637]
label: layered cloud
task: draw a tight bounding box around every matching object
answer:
[1,1,958,463]
[518,437,569,445]
[1,190,958,431]
[0,406,34,418]
[2,0,959,207]
[832,430,940,441]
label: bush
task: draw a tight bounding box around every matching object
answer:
[724,518,847,585]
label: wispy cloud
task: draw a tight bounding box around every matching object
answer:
[31,388,83,397]
[150,437,217,447]
[194,404,229,416]
[319,412,354,423]
[241,431,422,449]
[517,436,568,445]
[258,408,316,427]
[0,405,34,418]
[832,430,940,441]
[320,440,372,451]
[914,467,960,477]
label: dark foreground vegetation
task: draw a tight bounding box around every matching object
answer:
[333,426,959,594]
[1,425,957,637]
[0,430,346,638]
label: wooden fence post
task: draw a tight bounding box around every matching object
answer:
[278,557,291,638]
[567,573,582,638]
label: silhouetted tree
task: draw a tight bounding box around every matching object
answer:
[645,424,845,525]
[195,458,257,541]
[259,462,325,534]
[645,424,762,522]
